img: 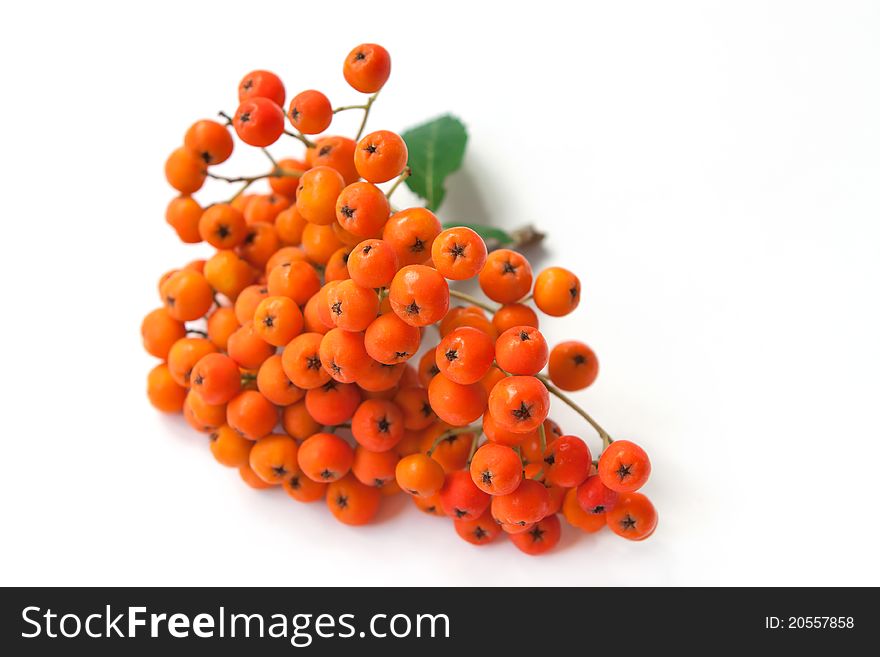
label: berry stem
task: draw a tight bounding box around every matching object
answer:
[531,422,547,479]
[426,425,481,456]
[333,103,369,113]
[217,110,234,126]
[465,431,481,466]
[355,91,380,141]
[385,167,411,199]
[185,328,208,338]
[261,147,278,168]
[284,129,317,148]
[448,289,497,314]
[535,374,614,449]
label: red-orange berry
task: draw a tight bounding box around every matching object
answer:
[382,208,441,267]
[563,487,607,532]
[606,492,657,541]
[347,239,398,288]
[431,227,488,280]
[469,443,523,496]
[325,279,379,332]
[478,249,533,304]
[598,440,651,493]
[454,510,503,546]
[165,147,206,194]
[543,435,591,488]
[427,373,487,427]
[184,119,234,165]
[335,182,390,237]
[491,478,550,527]
[226,390,278,440]
[439,470,490,520]
[494,326,548,376]
[288,89,333,135]
[534,266,581,317]
[389,264,449,327]
[326,474,381,525]
[396,452,447,498]
[343,44,391,93]
[548,341,599,391]
[199,203,247,249]
[298,432,354,483]
[576,475,619,516]
[270,158,308,200]
[239,69,285,106]
[253,296,303,346]
[492,303,539,334]
[166,196,203,244]
[352,446,399,488]
[304,380,361,425]
[392,387,435,430]
[233,97,285,147]
[190,353,241,405]
[307,136,359,185]
[510,514,561,555]
[319,328,369,384]
[487,376,550,433]
[295,166,346,226]
[354,130,408,183]
[364,313,421,364]
[435,326,495,385]
[282,332,331,389]
[351,398,404,452]
[249,433,300,484]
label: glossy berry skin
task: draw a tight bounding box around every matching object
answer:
[389,265,450,327]
[288,89,332,135]
[249,433,300,484]
[347,239,398,288]
[431,227,488,280]
[335,182,390,237]
[226,390,278,441]
[562,487,607,532]
[209,425,252,468]
[454,510,502,546]
[239,463,276,490]
[352,447,399,488]
[548,341,599,391]
[481,411,535,448]
[606,492,657,540]
[351,398,404,452]
[469,443,522,496]
[296,166,346,226]
[354,130,408,183]
[319,328,369,383]
[199,203,247,249]
[160,269,213,322]
[343,43,391,93]
[364,312,421,365]
[165,147,206,194]
[326,474,381,525]
[233,97,285,147]
[576,474,619,515]
[490,478,551,527]
[510,514,561,555]
[543,435,592,488]
[494,326,549,376]
[282,332,331,389]
[439,470,491,520]
[239,69,285,106]
[270,158,308,200]
[492,303,539,334]
[308,136,359,185]
[227,322,274,370]
[393,387,435,430]
[256,354,303,406]
[428,374,487,427]
[268,259,322,306]
[166,196,203,244]
[324,279,379,332]
[147,364,187,412]
[598,440,651,493]
[533,266,581,317]
[487,376,550,433]
[395,453,445,498]
[253,295,303,346]
[203,250,254,301]
[478,249,533,304]
[382,208,441,267]
[141,308,186,360]
[298,432,354,483]
[167,337,217,387]
[184,119,234,165]
[435,326,495,385]
[304,381,361,426]
[190,353,241,405]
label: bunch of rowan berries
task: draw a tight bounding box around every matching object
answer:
[145,43,657,555]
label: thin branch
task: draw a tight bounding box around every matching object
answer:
[355,91,380,141]
[385,167,411,199]
[449,289,498,314]
[535,374,614,449]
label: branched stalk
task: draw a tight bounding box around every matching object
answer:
[449,289,497,314]
[355,91,380,141]
[284,129,316,148]
[385,167,411,199]
[535,374,614,449]
[426,425,481,456]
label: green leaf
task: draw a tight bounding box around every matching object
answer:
[402,115,467,211]
[441,222,514,246]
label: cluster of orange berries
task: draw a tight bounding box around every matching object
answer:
[145,44,657,555]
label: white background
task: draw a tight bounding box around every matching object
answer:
[1,0,878,586]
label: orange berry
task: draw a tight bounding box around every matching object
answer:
[257,354,304,406]
[364,312,421,365]
[324,247,352,282]
[347,238,398,288]
[354,130,407,183]
[233,284,268,325]
[606,492,657,541]
[165,147,206,194]
[283,471,327,503]
[204,250,255,301]
[343,43,391,93]
[352,446,399,488]
[392,387,435,430]
[167,337,217,387]
[190,353,241,405]
[267,259,321,306]
[307,136,359,185]
[335,182,390,237]
[184,389,226,432]
[351,399,404,452]
[325,279,379,332]
[495,326,549,376]
[265,246,307,275]
[319,328,369,384]
[431,227,488,280]
[160,269,213,322]
[548,341,599,391]
[493,303,539,334]
[487,376,549,433]
[253,296,303,346]
[281,399,323,440]
[282,332,331,389]
[227,321,275,369]
[238,69,285,106]
[469,443,523,496]
[233,97,285,147]
[562,487,607,532]
[509,514,561,555]
[269,158,308,200]
[141,308,187,360]
[301,222,343,265]
[199,203,247,249]
[147,363,187,412]
[534,266,581,317]
[249,433,300,484]
[184,119,233,165]
[237,222,279,269]
[417,348,441,387]
[395,453,445,497]
[428,373,487,427]
[478,249,533,304]
[165,196,203,244]
[382,207,441,267]
[326,474,381,525]
[436,326,495,385]
[296,166,346,226]
[226,390,278,440]
[209,425,252,468]
[244,193,291,225]
[482,411,535,447]
[288,89,332,134]
[454,509,502,546]
[304,381,361,425]
[239,463,277,489]
[389,264,449,327]
[298,432,354,483]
